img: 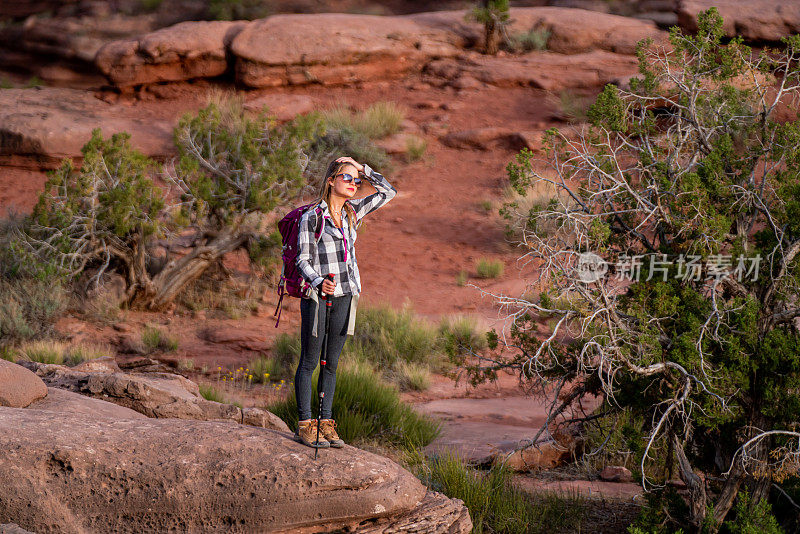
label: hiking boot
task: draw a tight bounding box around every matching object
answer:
[319,419,344,448]
[294,419,330,449]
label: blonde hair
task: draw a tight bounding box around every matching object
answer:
[315,159,358,228]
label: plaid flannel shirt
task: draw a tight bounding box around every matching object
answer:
[296,163,397,298]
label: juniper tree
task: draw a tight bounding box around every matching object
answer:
[465,9,800,531]
[20,129,164,301]
[469,0,511,55]
[20,97,324,310]
[137,95,324,309]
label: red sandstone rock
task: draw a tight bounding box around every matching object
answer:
[27,386,146,419]
[0,88,174,170]
[408,7,666,55]
[21,361,289,431]
[600,465,633,483]
[231,13,462,88]
[0,360,48,408]
[677,0,800,43]
[0,408,472,533]
[95,20,246,88]
[425,50,639,91]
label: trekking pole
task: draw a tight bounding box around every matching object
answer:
[314,273,335,460]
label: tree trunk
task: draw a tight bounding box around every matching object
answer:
[711,463,745,528]
[130,228,249,311]
[674,434,708,533]
[485,17,498,54]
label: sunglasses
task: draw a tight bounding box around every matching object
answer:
[334,172,362,186]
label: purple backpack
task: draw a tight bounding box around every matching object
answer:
[273,202,323,327]
[272,201,358,327]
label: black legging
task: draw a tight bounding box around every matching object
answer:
[294,293,352,421]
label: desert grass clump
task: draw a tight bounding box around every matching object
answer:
[0,278,68,347]
[475,258,504,279]
[349,301,441,370]
[456,270,468,286]
[507,27,551,52]
[199,383,226,403]
[391,359,432,391]
[404,135,428,163]
[268,356,441,450]
[248,354,284,383]
[16,340,112,366]
[438,314,488,358]
[305,120,393,183]
[322,101,406,140]
[272,332,301,375]
[178,267,269,320]
[141,325,179,353]
[404,448,585,534]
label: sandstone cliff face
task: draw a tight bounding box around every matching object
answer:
[92,7,666,90]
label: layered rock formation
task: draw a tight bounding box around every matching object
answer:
[95,21,246,88]
[21,360,290,431]
[0,88,174,169]
[677,0,800,43]
[94,7,665,91]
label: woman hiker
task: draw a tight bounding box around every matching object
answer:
[293,156,397,448]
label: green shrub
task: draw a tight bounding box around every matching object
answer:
[0,347,15,361]
[267,357,441,449]
[475,258,504,278]
[456,270,468,286]
[406,448,584,534]
[272,331,301,376]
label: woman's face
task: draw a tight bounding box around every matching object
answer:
[328,164,360,200]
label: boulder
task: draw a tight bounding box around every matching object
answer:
[0,360,48,408]
[407,7,666,55]
[27,386,146,420]
[493,439,574,471]
[21,361,289,432]
[0,88,174,169]
[677,0,800,43]
[95,21,246,88]
[599,465,633,483]
[231,13,462,88]
[0,407,471,533]
[424,50,639,91]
